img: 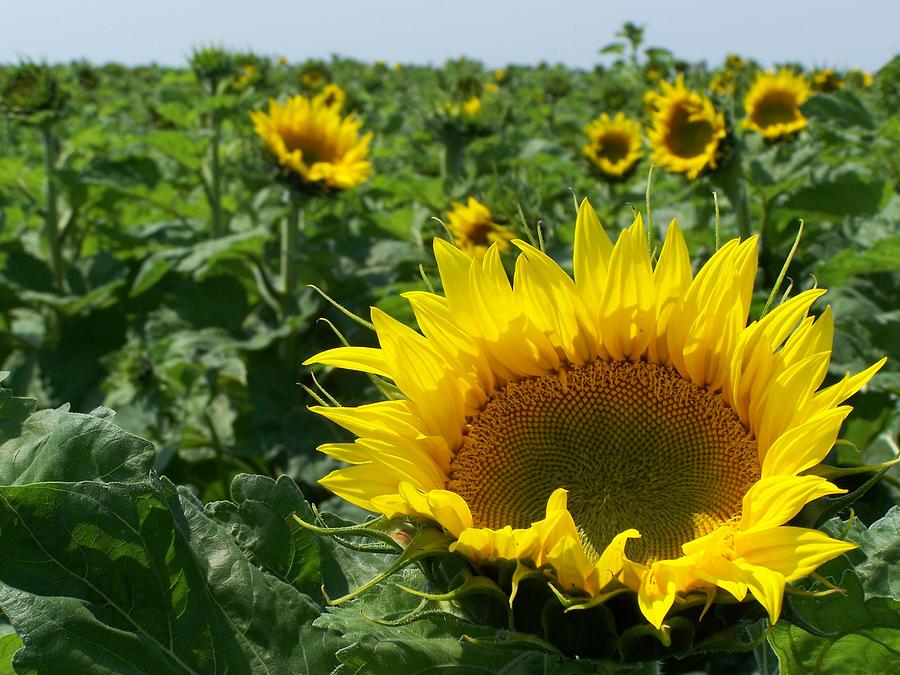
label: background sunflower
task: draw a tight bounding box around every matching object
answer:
[647,76,726,179]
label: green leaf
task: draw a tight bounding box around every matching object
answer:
[174,227,269,279]
[0,477,342,674]
[318,568,623,674]
[0,633,22,675]
[129,251,176,298]
[778,175,892,220]
[0,376,36,447]
[206,474,323,598]
[0,402,154,485]
[772,512,900,674]
[823,508,900,601]
[82,154,161,188]
[802,90,876,130]
[817,236,900,284]
[768,623,899,674]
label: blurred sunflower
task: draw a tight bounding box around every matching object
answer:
[445,197,514,258]
[647,76,726,179]
[583,113,643,178]
[305,198,883,629]
[811,69,844,93]
[743,70,810,140]
[249,90,372,189]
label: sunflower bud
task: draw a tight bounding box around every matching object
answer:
[0,63,68,124]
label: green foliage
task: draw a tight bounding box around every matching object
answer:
[0,40,898,674]
[770,509,900,673]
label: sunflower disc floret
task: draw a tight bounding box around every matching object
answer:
[305,198,883,629]
[250,87,372,189]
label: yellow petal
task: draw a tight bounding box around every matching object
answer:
[303,346,390,377]
[649,219,691,364]
[371,308,464,448]
[597,213,655,360]
[740,475,845,532]
[637,563,678,629]
[761,407,850,477]
[735,526,857,582]
[573,198,613,309]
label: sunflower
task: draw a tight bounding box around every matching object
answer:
[250,90,371,189]
[445,197,514,258]
[305,198,884,630]
[647,76,726,179]
[812,69,844,93]
[583,113,643,178]
[743,70,810,140]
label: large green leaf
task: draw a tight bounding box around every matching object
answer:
[817,236,900,284]
[0,390,154,485]
[777,175,892,220]
[317,567,641,674]
[771,510,900,673]
[205,474,324,598]
[0,477,342,674]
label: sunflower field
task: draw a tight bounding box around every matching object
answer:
[1,27,899,674]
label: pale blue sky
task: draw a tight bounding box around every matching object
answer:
[2,0,898,71]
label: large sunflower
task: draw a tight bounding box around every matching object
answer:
[583,113,643,178]
[647,76,726,179]
[250,88,371,189]
[445,197,514,259]
[743,70,810,140]
[305,199,883,629]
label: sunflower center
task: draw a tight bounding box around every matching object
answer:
[462,219,496,246]
[666,106,714,158]
[597,133,632,162]
[281,130,333,165]
[752,92,800,128]
[447,359,760,564]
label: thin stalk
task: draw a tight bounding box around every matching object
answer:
[281,193,304,306]
[40,125,68,294]
[443,141,465,181]
[209,113,224,237]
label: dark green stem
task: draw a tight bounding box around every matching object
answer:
[443,141,466,181]
[40,125,67,294]
[209,113,224,237]
[716,151,752,240]
[281,193,304,308]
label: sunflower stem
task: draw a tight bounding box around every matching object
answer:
[712,191,721,250]
[443,141,466,181]
[40,124,68,294]
[208,111,225,238]
[281,192,304,309]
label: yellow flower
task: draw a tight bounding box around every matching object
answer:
[862,71,874,87]
[743,70,810,140]
[710,71,735,96]
[583,113,643,178]
[249,92,372,189]
[812,69,844,93]
[484,82,500,95]
[277,56,288,67]
[305,198,883,629]
[463,96,482,118]
[444,197,514,258]
[494,69,507,82]
[313,83,346,110]
[725,54,746,71]
[647,76,726,179]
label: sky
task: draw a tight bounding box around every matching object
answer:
[2,0,898,71]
